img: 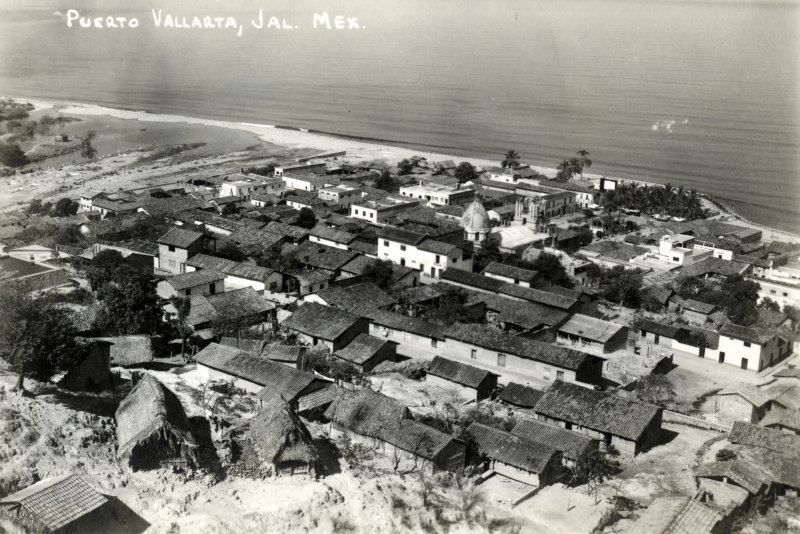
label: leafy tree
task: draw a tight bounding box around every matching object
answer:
[374,170,397,192]
[80,131,97,160]
[216,239,246,262]
[556,157,582,181]
[501,150,519,169]
[0,286,84,390]
[86,249,127,291]
[169,296,192,360]
[253,242,284,270]
[568,450,620,501]
[424,287,479,326]
[454,162,478,184]
[397,159,414,175]
[221,202,237,216]
[529,252,572,288]
[635,374,674,407]
[785,305,800,330]
[51,197,79,217]
[758,297,780,312]
[0,142,29,167]
[295,207,317,229]
[26,199,44,215]
[601,266,643,308]
[720,275,760,325]
[473,237,503,273]
[361,259,395,290]
[94,271,161,335]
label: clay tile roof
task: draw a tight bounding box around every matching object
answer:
[185,253,238,272]
[309,224,357,245]
[557,314,626,343]
[719,323,775,345]
[0,475,107,531]
[695,459,771,495]
[417,239,458,254]
[157,227,203,248]
[628,497,723,534]
[167,269,225,291]
[334,333,392,365]
[717,385,771,408]
[377,226,425,246]
[288,269,334,286]
[511,418,598,461]
[682,299,716,314]
[729,421,800,455]
[498,284,578,310]
[281,302,364,341]
[225,263,276,282]
[639,320,680,339]
[313,283,396,313]
[534,381,661,441]
[439,268,504,292]
[499,382,546,408]
[219,336,265,355]
[363,309,446,339]
[481,262,538,283]
[427,356,497,389]
[467,423,558,473]
[288,242,359,271]
[680,257,749,278]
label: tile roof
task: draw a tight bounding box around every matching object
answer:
[719,323,776,345]
[288,242,359,271]
[427,356,497,389]
[639,320,680,339]
[187,287,274,327]
[219,336,265,355]
[365,309,446,339]
[281,302,364,341]
[92,335,153,367]
[334,333,392,365]
[629,497,723,534]
[729,421,800,455]
[682,299,716,314]
[534,381,661,441]
[580,241,649,262]
[0,474,107,531]
[499,382,546,408]
[498,283,578,310]
[481,262,538,283]
[377,226,425,246]
[185,253,238,272]
[265,221,311,241]
[695,459,772,495]
[263,343,305,364]
[167,269,225,291]
[417,239,458,254]
[313,283,396,313]
[717,385,771,408]
[467,423,558,474]
[483,294,569,330]
[157,227,203,248]
[642,286,674,305]
[225,262,276,282]
[195,343,323,401]
[287,268,334,286]
[557,314,626,343]
[446,324,599,371]
[228,227,285,248]
[680,257,749,278]
[439,268,505,292]
[309,224,357,245]
[512,418,598,461]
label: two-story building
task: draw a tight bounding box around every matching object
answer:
[220,176,285,200]
[350,196,420,224]
[377,226,472,280]
[156,269,225,299]
[718,314,793,372]
[280,173,332,192]
[317,184,363,209]
[157,227,204,274]
[398,182,475,208]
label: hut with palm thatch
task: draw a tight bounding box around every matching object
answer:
[244,396,318,477]
[115,374,199,471]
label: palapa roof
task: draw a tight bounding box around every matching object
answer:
[334,333,393,365]
[167,269,225,291]
[0,474,107,532]
[115,375,197,458]
[627,497,723,534]
[695,459,772,495]
[157,227,203,248]
[195,343,322,401]
[312,283,396,313]
[248,397,317,465]
[427,356,497,389]
[499,382,546,408]
[729,421,800,455]
[481,262,538,283]
[534,381,661,441]
[467,422,558,474]
[512,418,597,461]
[557,314,626,343]
[281,302,364,341]
[91,335,153,367]
[716,384,771,408]
[324,388,412,438]
[445,324,600,371]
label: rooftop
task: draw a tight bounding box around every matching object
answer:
[557,314,626,343]
[481,262,538,283]
[427,356,497,389]
[334,333,393,365]
[628,497,723,534]
[313,283,396,313]
[512,418,598,461]
[167,269,225,291]
[157,227,203,248]
[498,382,546,408]
[467,423,558,474]
[282,302,364,341]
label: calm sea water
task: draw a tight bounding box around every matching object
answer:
[1,0,798,232]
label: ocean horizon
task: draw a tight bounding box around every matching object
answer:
[1,0,798,232]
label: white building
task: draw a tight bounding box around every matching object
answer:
[317,184,363,209]
[350,196,420,224]
[398,182,474,207]
[658,234,712,266]
[281,173,331,192]
[220,176,285,200]
[377,226,472,280]
[460,196,491,244]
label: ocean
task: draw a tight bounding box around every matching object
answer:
[1,0,798,232]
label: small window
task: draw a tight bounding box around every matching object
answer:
[783,292,789,297]
[435,255,441,263]
[400,258,406,266]
[370,213,374,219]
[168,245,175,252]
[383,240,389,247]
[185,288,191,296]
[209,283,216,295]
[470,349,477,359]
[641,330,646,338]
[744,341,751,347]
[556,371,564,381]
[431,339,438,348]
[497,353,506,367]
[400,245,406,251]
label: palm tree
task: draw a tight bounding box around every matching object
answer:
[576,150,592,180]
[556,159,581,181]
[501,150,520,169]
[169,295,192,362]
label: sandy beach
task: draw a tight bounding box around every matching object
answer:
[7,97,800,243]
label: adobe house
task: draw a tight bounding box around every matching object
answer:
[157,227,204,274]
[426,356,498,402]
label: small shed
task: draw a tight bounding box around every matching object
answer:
[511,418,599,467]
[0,475,107,534]
[333,333,397,372]
[628,496,725,534]
[714,385,771,423]
[426,356,498,402]
[281,302,369,352]
[467,422,563,487]
[695,459,772,508]
[115,375,199,471]
[497,382,546,417]
[556,314,628,353]
[246,397,318,477]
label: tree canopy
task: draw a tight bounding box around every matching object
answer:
[295,207,317,229]
[94,270,161,335]
[501,150,519,169]
[0,142,29,167]
[599,266,644,308]
[454,162,478,184]
[361,259,395,290]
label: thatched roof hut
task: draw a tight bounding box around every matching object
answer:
[248,397,318,476]
[324,387,412,438]
[115,374,199,471]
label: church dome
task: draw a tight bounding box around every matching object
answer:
[462,197,490,233]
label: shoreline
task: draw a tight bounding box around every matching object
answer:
[10,96,800,243]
